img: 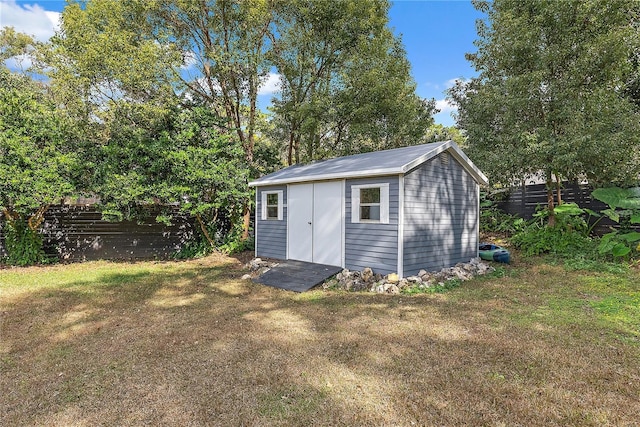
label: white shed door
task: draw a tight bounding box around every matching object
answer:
[288,184,314,262]
[288,181,343,266]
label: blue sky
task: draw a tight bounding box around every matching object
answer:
[1,0,484,126]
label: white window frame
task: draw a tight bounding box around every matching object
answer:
[351,183,389,224]
[261,190,283,221]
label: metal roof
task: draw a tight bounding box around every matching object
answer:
[249,140,488,187]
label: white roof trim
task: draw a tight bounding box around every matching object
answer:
[249,167,404,187]
[249,140,488,187]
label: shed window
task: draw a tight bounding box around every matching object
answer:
[360,188,380,221]
[261,190,283,220]
[352,184,389,224]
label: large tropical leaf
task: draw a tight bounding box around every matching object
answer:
[592,187,640,210]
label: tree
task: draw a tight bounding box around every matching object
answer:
[327,29,435,157]
[450,0,640,224]
[269,0,434,163]
[422,124,467,147]
[49,0,434,241]
[626,5,640,108]
[0,26,41,72]
[51,0,274,239]
[94,100,250,249]
[0,62,78,264]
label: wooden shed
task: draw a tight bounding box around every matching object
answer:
[249,140,488,277]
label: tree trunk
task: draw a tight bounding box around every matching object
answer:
[554,174,562,206]
[28,204,50,231]
[294,135,300,164]
[287,129,295,166]
[195,213,216,248]
[546,174,556,227]
[242,204,251,240]
[2,207,19,225]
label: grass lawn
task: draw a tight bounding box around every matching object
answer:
[1,254,639,426]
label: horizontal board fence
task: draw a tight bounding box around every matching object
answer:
[0,205,195,261]
[495,183,640,236]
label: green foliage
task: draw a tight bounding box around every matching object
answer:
[0,27,42,73]
[562,256,629,274]
[93,102,251,250]
[479,193,525,235]
[172,238,213,260]
[50,0,179,113]
[2,219,48,266]
[592,187,640,211]
[511,207,593,256]
[0,68,77,217]
[451,0,640,188]
[270,0,434,163]
[591,187,640,259]
[173,217,255,259]
[512,225,592,257]
[511,187,640,263]
[480,208,525,235]
[422,124,467,147]
[597,232,640,259]
[218,233,255,255]
[1,36,80,265]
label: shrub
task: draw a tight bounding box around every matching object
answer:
[511,206,593,257]
[591,187,640,260]
[2,219,49,266]
[511,224,593,257]
[479,192,525,235]
[173,219,255,259]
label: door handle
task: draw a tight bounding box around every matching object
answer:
[308,221,312,225]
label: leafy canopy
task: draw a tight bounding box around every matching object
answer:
[0,67,77,219]
[450,0,640,189]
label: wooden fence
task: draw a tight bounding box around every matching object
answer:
[495,183,639,235]
[0,205,194,261]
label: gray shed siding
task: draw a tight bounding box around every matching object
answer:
[256,185,287,259]
[345,176,399,275]
[402,153,479,275]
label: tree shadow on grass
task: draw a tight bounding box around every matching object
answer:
[1,261,640,426]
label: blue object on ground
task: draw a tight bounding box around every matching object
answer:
[478,243,511,264]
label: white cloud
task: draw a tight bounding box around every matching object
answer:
[0,1,61,41]
[180,51,198,70]
[435,98,456,114]
[445,77,469,89]
[258,72,281,95]
[191,76,222,96]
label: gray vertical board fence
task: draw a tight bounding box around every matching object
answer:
[403,153,479,275]
[345,176,399,275]
[0,205,195,261]
[495,183,639,235]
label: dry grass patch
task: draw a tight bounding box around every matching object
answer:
[1,255,639,426]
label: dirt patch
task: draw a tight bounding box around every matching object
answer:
[229,249,259,266]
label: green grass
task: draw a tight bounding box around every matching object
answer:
[1,255,639,426]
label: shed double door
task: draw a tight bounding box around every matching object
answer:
[288,182,343,267]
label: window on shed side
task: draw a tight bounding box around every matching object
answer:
[261,190,283,220]
[351,184,389,224]
[360,187,381,221]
